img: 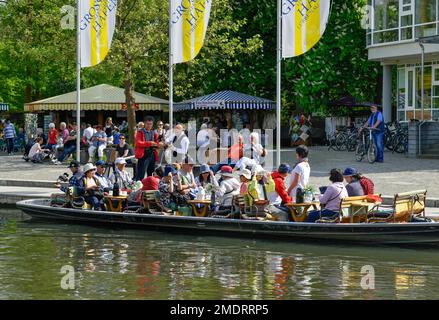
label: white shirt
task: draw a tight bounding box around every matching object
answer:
[197,129,210,148]
[110,169,133,189]
[234,157,258,172]
[167,133,189,155]
[84,127,95,142]
[289,161,310,198]
[29,143,42,158]
[217,177,240,207]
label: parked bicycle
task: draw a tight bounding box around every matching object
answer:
[355,127,378,163]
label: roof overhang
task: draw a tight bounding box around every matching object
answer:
[368,41,439,65]
[24,103,168,112]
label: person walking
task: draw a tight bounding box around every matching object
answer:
[361,104,385,163]
[3,119,16,155]
[135,116,159,181]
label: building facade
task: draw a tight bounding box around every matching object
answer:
[367,0,439,156]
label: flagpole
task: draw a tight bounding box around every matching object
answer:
[169,0,174,129]
[276,0,282,168]
[76,0,81,162]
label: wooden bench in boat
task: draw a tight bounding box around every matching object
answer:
[367,190,427,223]
[340,195,381,223]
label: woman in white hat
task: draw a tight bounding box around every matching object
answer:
[238,169,252,195]
[82,163,104,210]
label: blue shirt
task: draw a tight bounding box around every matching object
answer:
[367,111,384,133]
[60,171,84,193]
[3,123,15,139]
[92,131,107,148]
[113,132,120,145]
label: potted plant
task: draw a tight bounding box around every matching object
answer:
[303,185,317,203]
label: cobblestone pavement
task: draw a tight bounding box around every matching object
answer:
[0,146,438,198]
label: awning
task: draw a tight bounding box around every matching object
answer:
[24,84,169,112]
[174,90,275,112]
[0,103,9,111]
[24,103,166,112]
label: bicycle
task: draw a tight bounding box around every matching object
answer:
[355,127,378,163]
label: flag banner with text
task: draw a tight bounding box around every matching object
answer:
[171,0,212,64]
[80,0,117,68]
[282,0,330,58]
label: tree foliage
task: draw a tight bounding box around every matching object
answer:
[0,0,380,122]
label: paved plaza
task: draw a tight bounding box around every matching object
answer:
[0,146,438,198]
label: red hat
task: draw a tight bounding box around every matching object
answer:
[141,176,159,191]
[220,166,234,178]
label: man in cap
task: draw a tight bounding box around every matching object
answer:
[361,104,385,163]
[110,157,134,190]
[94,160,113,191]
[55,160,84,193]
[342,167,364,197]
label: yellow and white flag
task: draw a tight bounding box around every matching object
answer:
[79,0,118,68]
[282,0,330,58]
[171,0,212,64]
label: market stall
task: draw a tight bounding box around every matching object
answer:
[174,90,275,131]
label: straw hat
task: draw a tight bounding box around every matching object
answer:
[238,169,252,180]
[83,163,97,173]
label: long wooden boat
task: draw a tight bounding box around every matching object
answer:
[16,199,439,245]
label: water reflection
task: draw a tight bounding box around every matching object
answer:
[1,209,439,299]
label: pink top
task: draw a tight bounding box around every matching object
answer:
[319,182,348,212]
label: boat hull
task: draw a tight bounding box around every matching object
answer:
[16,199,439,245]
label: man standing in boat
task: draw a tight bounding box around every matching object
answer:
[135,116,159,181]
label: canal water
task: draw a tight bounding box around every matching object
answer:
[1,208,439,300]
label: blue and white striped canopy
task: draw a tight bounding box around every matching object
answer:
[0,103,9,111]
[174,90,275,112]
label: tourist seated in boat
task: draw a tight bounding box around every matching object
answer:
[54,160,83,193]
[247,166,275,207]
[128,175,160,206]
[265,163,293,222]
[159,165,188,212]
[94,160,113,191]
[342,168,364,197]
[233,156,258,174]
[216,166,240,210]
[177,157,198,200]
[82,163,105,211]
[110,157,134,191]
[196,164,219,188]
[287,145,311,201]
[238,168,252,195]
[305,169,348,223]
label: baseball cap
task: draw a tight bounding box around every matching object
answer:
[67,160,80,168]
[164,165,177,176]
[343,167,358,177]
[115,157,127,165]
[278,163,292,174]
[96,160,106,167]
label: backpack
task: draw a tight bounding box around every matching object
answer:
[359,176,374,195]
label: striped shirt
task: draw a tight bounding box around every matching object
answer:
[3,123,15,139]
